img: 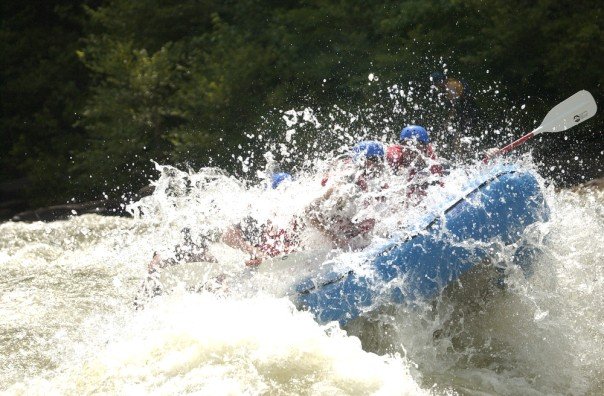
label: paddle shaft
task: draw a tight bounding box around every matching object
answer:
[484,132,529,163]
[483,90,597,163]
[484,128,541,162]
[496,130,537,155]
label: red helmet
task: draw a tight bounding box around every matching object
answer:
[386,145,405,168]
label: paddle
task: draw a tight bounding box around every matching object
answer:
[484,90,597,162]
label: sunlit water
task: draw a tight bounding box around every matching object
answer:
[2,80,603,395]
[1,164,602,395]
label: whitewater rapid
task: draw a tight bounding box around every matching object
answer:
[2,79,603,394]
[1,161,603,395]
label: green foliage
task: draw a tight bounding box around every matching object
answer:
[75,4,283,195]
[0,0,90,205]
[2,0,602,207]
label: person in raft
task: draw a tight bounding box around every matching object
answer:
[147,172,299,271]
[386,125,444,203]
[147,227,216,274]
[221,172,302,267]
[306,140,388,250]
[430,71,480,159]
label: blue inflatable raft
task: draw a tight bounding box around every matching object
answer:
[294,164,549,325]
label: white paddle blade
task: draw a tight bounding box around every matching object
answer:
[539,90,597,133]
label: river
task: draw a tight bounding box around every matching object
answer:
[1,155,603,395]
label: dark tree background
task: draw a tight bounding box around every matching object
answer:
[1,0,603,218]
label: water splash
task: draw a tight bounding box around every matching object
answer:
[1,76,602,395]
[6,293,424,395]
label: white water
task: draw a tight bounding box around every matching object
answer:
[0,205,423,394]
[1,164,603,395]
[2,81,603,395]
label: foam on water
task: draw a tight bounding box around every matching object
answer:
[0,169,427,394]
[346,187,604,395]
[1,77,602,395]
[2,169,602,395]
[6,292,423,395]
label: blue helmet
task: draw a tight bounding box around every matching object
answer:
[271,172,292,189]
[430,71,445,85]
[400,125,430,144]
[352,140,384,159]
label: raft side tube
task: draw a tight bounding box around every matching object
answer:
[297,168,549,325]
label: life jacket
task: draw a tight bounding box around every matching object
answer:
[386,143,444,198]
[321,155,354,187]
[313,163,385,248]
[239,216,301,258]
[322,155,389,193]
[255,219,301,257]
[386,144,442,176]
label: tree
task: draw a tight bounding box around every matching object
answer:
[0,0,91,206]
